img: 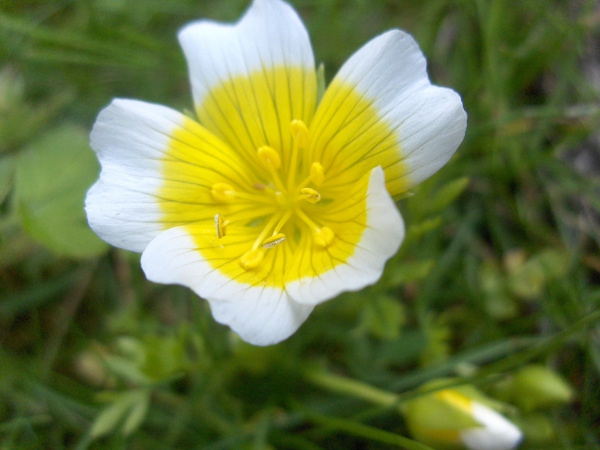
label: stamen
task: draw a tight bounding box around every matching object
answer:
[211,182,274,204]
[240,248,265,270]
[310,162,324,186]
[261,233,286,249]
[249,213,282,253]
[211,183,236,202]
[295,209,335,248]
[299,188,321,204]
[287,119,311,190]
[290,119,310,148]
[257,146,281,170]
[257,146,286,192]
[240,210,291,270]
[314,226,335,248]
[214,214,229,239]
[273,210,294,234]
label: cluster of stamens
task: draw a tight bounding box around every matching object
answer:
[211,119,335,270]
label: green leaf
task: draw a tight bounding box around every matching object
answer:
[121,390,150,436]
[14,124,107,258]
[103,355,152,386]
[90,394,134,439]
[90,389,150,439]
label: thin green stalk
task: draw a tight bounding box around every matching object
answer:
[302,410,434,450]
[304,369,399,408]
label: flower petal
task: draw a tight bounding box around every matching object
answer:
[178,0,317,171]
[461,403,523,450]
[86,98,256,253]
[140,225,314,346]
[285,166,404,305]
[86,99,183,252]
[310,30,466,198]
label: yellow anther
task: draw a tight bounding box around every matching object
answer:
[299,187,321,204]
[310,162,324,186]
[314,226,334,248]
[240,248,265,270]
[211,183,236,202]
[290,119,310,148]
[261,233,287,249]
[214,214,229,239]
[257,146,281,170]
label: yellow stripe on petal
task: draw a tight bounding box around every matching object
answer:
[309,79,410,199]
[189,223,294,290]
[435,390,475,416]
[284,172,370,285]
[285,167,404,303]
[158,117,273,227]
[196,66,317,176]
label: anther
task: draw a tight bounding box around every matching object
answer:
[211,183,236,202]
[299,188,321,204]
[314,226,335,248]
[310,162,324,186]
[214,214,229,239]
[261,233,286,249]
[257,146,281,170]
[240,248,265,270]
[290,119,310,148]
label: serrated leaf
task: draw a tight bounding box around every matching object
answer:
[14,124,107,258]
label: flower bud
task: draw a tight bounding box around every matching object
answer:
[403,381,523,450]
[496,365,573,412]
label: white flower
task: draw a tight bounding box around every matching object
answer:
[85,0,466,345]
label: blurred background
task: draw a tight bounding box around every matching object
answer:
[0,0,599,448]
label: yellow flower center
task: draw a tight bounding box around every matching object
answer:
[210,119,335,270]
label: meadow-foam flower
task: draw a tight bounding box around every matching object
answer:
[85,0,466,345]
[404,385,523,450]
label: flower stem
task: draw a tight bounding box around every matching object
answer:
[304,369,400,408]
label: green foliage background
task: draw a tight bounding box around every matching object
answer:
[1,0,599,448]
